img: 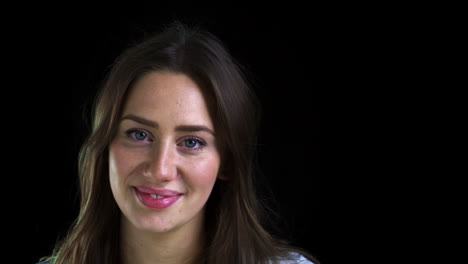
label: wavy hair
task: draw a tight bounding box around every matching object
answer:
[44,21,319,264]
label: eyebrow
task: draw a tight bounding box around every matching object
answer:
[176,125,215,136]
[121,114,215,136]
[122,114,158,128]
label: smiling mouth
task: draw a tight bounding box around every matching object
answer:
[148,194,166,199]
[133,187,182,210]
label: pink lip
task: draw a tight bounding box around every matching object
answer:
[134,185,183,196]
[133,186,183,210]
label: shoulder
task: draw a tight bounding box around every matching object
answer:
[275,252,316,264]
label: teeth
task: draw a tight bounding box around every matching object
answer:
[149,194,166,199]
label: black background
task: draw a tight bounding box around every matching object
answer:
[8,4,331,264]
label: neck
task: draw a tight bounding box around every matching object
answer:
[120,212,205,264]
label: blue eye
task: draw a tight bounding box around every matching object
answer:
[134,131,147,140]
[178,137,207,151]
[184,139,198,148]
[125,129,151,142]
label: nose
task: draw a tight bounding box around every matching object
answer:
[143,140,177,182]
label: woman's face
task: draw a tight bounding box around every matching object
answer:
[109,71,221,234]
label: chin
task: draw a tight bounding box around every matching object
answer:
[131,212,178,233]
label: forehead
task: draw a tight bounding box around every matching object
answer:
[122,71,213,126]
[129,71,200,100]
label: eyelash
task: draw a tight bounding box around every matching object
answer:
[125,129,153,142]
[124,129,207,151]
[179,136,207,152]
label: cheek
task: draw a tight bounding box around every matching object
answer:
[109,143,139,188]
[184,155,221,193]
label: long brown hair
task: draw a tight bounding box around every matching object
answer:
[45,21,319,264]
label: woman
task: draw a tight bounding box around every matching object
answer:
[38,22,320,264]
